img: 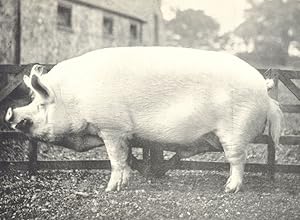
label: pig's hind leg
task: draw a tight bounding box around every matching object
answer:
[216,103,265,193]
[218,133,247,193]
[217,104,267,192]
[216,124,249,193]
[99,130,132,192]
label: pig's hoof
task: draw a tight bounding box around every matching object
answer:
[105,167,131,192]
[105,185,117,192]
[224,176,242,193]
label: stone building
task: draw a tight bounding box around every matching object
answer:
[0,0,165,64]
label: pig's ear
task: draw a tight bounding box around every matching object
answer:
[23,75,32,88]
[24,65,46,89]
[30,64,45,78]
[30,74,53,101]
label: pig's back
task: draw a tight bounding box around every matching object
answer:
[51,47,265,88]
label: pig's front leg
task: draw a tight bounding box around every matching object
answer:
[100,131,132,192]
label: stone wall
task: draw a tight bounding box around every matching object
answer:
[0,0,18,64]
[20,0,57,63]
[55,2,104,61]
[85,0,166,46]
[133,0,165,46]
[1,0,165,64]
[54,2,146,62]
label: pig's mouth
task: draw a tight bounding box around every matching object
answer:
[10,123,58,144]
[5,107,33,133]
[14,118,33,133]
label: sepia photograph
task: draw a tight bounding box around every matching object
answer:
[0,0,299,219]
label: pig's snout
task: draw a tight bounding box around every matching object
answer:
[5,107,14,123]
[5,107,33,132]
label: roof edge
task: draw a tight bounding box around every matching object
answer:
[65,0,147,23]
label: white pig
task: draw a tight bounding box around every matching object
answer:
[5,47,283,192]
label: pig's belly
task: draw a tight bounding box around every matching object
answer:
[129,131,223,155]
[133,113,218,144]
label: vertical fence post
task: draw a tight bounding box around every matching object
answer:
[0,73,8,90]
[142,147,150,161]
[150,148,164,165]
[267,69,279,180]
[267,132,275,180]
[142,147,164,177]
[28,140,38,175]
[150,148,165,177]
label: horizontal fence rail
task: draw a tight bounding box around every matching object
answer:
[0,64,54,74]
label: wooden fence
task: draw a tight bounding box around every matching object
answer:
[0,64,300,177]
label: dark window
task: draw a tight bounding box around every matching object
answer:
[103,17,113,36]
[57,4,72,28]
[130,24,138,40]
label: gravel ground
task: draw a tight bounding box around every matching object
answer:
[1,169,299,220]
[1,133,299,219]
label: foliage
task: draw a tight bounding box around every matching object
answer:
[235,0,300,66]
[165,9,220,49]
